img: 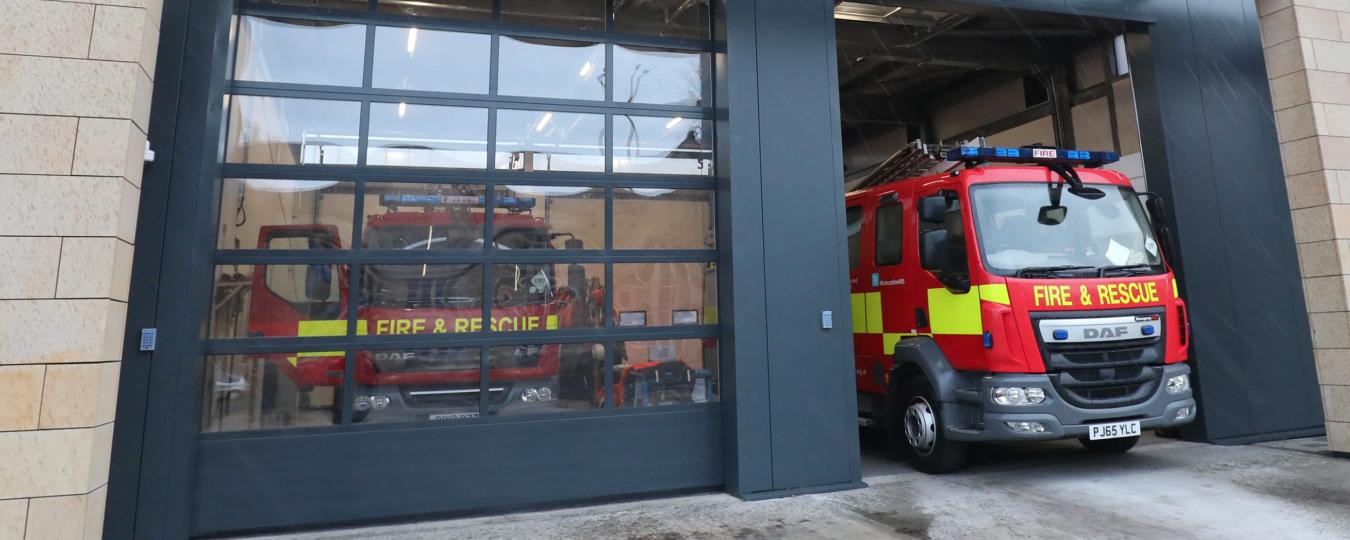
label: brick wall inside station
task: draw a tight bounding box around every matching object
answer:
[1259,0,1350,453]
[0,0,160,537]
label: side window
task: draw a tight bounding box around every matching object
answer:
[846,206,864,269]
[942,197,969,275]
[945,198,965,240]
[918,193,969,279]
[918,194,964,238]
[265,264,340,305]
[263,232,341,306]
[874,203,902,266]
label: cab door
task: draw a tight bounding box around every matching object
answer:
[870,188,911,383]
[847,198,880,393]
[912,182,984,370]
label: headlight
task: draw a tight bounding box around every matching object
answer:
[1166,374,1190,394]
[520,387,556,403]
[992,387,1047,406]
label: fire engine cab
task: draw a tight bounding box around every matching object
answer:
[847,145,1196,473]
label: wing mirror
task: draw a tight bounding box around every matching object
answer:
[919,196,947,223]
[1139,192,1168,225]
[920,229,949,272]
[921,229,970,292]
[304,264,332,301]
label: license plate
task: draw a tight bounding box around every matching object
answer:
[1088,420,1140,440]
[429,412,479,421]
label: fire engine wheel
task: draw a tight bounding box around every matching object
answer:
[890,378,967,474]
[1078,435,1140,454]
[903,398,938,456]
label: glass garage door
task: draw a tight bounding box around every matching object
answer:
[190,0,721,533]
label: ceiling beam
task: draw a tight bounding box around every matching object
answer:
[836,24,1060,72]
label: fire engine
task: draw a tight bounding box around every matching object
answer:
[848,145,1196,473]
[245,191,706,423]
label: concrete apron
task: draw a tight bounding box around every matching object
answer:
[245,436,1349,539]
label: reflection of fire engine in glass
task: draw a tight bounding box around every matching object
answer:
[240,191,706,423]
[849,146,1195,473]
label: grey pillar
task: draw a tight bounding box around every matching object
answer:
[718,0,863,497]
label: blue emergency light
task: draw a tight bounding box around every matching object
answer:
[947,146,1120,166]
[379,194,537,210]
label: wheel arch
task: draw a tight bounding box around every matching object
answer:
[888,336,963,404]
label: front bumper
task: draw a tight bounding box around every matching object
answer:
[352,379,560,423]
[945,363,1195,442]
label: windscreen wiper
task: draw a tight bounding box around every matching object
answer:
[1016,265,1095,278]
[1098,264,1161,277]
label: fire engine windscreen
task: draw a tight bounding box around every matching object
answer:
[969,183,1162,276]
[362,221,555,309]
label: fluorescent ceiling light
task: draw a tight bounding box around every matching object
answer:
[1113,34,1130,76]
[834,2,903,23]
[507,186,592,196]
[629,188,675,197]
[243,179,339,192]
[664,116,684,129]
[406,27,419,55]
[397,102,407,118]
[535,112,554,132]
[579,61,594,78]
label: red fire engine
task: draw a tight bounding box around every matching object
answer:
[848,146,1195,472]
[245,192,706,423]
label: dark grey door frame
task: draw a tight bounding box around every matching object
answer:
[715,0,865,499]
[105,0,234,536]
[1127,0,1324,443]
[110,0,724,537]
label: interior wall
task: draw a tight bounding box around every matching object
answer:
[1072,98,1114,150]
[932,76,1027,140]
[987,116,1055,148]
[842,124,911,180]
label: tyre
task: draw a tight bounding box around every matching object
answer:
[889,378,968,474]
[1079,435,1139,454]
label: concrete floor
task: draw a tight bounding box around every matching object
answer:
[247,435,1350,539]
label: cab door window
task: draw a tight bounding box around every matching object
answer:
[262,231,342,318]
[918,192,970,289]
[846,206,864,269]
[874,202,902,266]
[943,197,967,275]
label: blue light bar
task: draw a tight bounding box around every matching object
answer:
[379,194,537,209]
[947,146,1120,166]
